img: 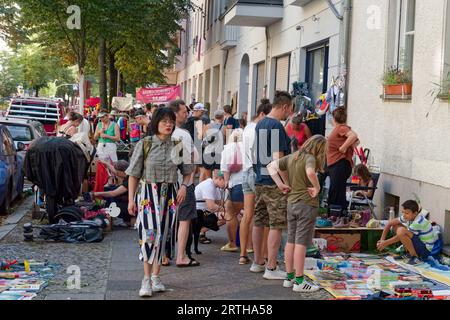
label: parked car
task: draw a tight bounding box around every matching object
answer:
[6,97,66,136]
[0,117,47,151]
[0,124,25,214]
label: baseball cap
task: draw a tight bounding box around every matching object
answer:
[193,103,206,111]
[134,108,146,118]
[214,110,225,118]
[98,111,108,118]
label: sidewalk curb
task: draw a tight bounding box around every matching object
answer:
[0,196,34,241]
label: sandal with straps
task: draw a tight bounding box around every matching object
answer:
[239,256,251,265]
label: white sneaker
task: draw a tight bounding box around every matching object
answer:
[293,280,320,293]
[151,276,166,292]
[283,279,294,288]
[139,277,152,297]
[263,267,287,280]
[250,262,266,273]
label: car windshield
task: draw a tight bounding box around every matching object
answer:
[6,125,32,141]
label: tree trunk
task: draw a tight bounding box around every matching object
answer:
[79,71,85,115]
[99,37,108,110]
[35,87,39,97]
[108,49,118,107]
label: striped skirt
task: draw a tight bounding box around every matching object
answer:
[136,182,178,265]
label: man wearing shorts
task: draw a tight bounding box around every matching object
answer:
[252,92,293,280]
[239,100,272,265]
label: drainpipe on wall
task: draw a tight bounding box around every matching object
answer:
[265,26,270,99]
[330,0,352,107]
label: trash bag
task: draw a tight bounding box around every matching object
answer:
[38,221,103,243]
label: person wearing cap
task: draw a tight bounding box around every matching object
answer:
[92,160,132,227]
[134,108,152,137]
[200,109,225,181]
[182,102,210,142]
[94,110,121,162]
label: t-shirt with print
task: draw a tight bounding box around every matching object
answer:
[327,124,353,167]
[399,214,441,253]
[278,152,319,207]
[195,178,223,211]
[255,117,291,185]
[243,122,257,171]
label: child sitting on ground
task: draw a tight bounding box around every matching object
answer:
[268,135,327,293]
[353,164,374,198]
[377,200,443,265]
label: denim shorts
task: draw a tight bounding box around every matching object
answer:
[230,184,244,203]
[412,235,431,260]
[242,168,256,194]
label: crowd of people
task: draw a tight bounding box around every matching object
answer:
[57,91,443,298]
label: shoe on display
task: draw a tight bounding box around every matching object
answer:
[151,276,166,292]
[250,262,266,273]
[263,267,287,280]
[139,277,152,297]
[293,280,320,293]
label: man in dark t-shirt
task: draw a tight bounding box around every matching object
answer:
[251,91,293,280]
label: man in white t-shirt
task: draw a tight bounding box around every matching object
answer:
[169,100,201,267]
[195,171,227,244]
[240,99,272,266]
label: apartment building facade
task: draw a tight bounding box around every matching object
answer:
[347,0,450,243]
[175,0,347,118]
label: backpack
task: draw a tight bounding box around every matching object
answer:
[228,143,243,173]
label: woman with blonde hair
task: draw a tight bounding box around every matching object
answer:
[268,135,327,293]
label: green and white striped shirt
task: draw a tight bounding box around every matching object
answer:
[400,214,439,252]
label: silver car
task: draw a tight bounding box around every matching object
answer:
[0,117,47,151]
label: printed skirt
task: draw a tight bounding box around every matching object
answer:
[137,182,178,265]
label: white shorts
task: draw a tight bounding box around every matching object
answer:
[97,142,118,162]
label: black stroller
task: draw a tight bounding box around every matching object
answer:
[25,135,96,224]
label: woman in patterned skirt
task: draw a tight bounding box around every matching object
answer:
[127,108,195,298]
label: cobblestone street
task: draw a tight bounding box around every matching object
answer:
[0,199,331,300]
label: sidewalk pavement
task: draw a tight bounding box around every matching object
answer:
[1,203,331,300]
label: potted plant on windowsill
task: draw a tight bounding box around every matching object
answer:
[382,66,412,96]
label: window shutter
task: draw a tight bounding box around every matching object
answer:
[275,55,290,92]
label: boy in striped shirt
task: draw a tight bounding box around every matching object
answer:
[377,200,442,265]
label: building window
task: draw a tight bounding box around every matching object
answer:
[305,43,329,104]
[275,55,291,93]
[386,0,416,79]
[254,62,266,112]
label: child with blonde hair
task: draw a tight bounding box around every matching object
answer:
[268,135,327,292]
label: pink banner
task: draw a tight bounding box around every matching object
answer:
[136,86,181,104]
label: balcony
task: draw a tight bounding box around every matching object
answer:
[287,0,315,6]
[220,25,239,50]
[224,0,284,27]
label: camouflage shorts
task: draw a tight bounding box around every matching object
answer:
[254,185,287,229]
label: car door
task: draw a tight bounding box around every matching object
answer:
[1,128,19,199]
[0,132,8,205]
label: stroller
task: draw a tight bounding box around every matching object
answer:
[25,133,96,224]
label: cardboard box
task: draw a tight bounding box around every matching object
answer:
[315,231,361,253]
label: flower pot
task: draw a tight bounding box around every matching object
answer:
[383,83,412,95]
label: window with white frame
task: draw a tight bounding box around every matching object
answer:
[386,0,416,78]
